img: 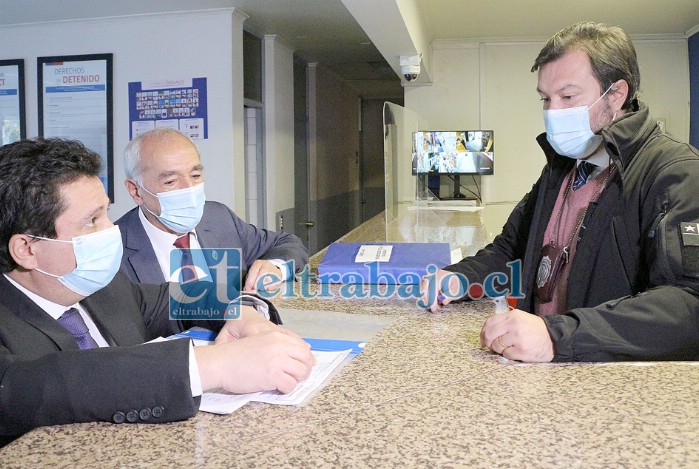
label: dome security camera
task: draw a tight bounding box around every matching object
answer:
[399,55,421,82]
[401,64,420,82]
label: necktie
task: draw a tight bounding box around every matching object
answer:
[573,161,595,190]
[174,233,197,282]
[57,307,98,350]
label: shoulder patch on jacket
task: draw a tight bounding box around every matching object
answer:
[680,222,699,277]
[681,222,699,246]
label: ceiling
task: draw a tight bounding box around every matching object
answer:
[1,0,699,99]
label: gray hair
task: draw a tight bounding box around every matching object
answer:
[123,128,200,183]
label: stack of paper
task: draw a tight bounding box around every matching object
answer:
[200,349,351,414]
[171,329,360,414]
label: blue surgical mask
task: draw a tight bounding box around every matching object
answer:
[140,183,206,233]
[543,85,613,159]
[32,225,124,296]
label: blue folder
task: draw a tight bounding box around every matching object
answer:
[303,338,365,356]
[175,329,364,356]
[317,242,451,284]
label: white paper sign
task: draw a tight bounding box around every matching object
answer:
[355,245,392,263]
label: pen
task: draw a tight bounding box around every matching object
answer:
[492,296,517,313]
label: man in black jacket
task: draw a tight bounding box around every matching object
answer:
[421,22,699,362]
[0,138,314,445]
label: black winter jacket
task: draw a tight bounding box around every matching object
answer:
[446,100,699,361]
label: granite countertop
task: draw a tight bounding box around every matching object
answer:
[4,290,699,468]
[3,209,698,467]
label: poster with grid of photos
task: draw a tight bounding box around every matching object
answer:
[128,77,207,140]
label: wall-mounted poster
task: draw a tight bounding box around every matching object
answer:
[0,59,26,145]
[38,53,114,201]
[128,77,208,140]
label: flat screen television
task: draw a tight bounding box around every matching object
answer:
[412,130,494,175]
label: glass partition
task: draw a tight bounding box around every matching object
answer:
[382,102,488,260]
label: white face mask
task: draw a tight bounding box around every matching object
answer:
[31,225,124,297]
[543,84,613,159]
[140,183,206,233]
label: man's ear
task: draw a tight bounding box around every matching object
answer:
[609,79,629,113]
[125,179,143,205]
[8,234,39,270]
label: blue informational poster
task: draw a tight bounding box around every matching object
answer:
[128,77,208,140]
[39,55,113,199]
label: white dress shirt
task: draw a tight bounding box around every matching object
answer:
[138,208,209,282]
[138,207,290,282]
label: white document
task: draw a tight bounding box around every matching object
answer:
[200,349,351,414]
[450,248,463,264]
[355,244,392,263]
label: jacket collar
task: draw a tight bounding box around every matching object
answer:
[0,274,81,350]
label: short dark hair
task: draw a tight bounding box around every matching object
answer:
[531,22,640,110]
[0,138,102,272]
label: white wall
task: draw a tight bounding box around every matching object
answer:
[634,39,691,139]
[405,37,691,235]
[263,35,296,230]
[0,9,249,219]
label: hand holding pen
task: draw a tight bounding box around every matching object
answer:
[418,268,464,312]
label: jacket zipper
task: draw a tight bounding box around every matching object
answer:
[648,204,672,280]
[647,205,668,239]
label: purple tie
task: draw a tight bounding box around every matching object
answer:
[57,307,98,350]
[573,161,595,190]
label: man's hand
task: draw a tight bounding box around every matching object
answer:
[480,309,555,362]
[243,259,283,292]
[418,268,464,312]
[213,305,278,344]
[195,331,316,394]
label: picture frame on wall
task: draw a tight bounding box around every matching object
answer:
[0,59,26,145]
[38,53,114,201]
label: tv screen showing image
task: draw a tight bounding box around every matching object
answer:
[412,130,494,175]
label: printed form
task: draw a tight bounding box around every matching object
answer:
[199,349,351,414]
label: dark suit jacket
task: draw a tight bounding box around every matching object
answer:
[116,201,309,285]
[0,272,217,442]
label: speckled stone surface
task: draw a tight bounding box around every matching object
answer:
[4,299,699,468]
[3,210,699,468]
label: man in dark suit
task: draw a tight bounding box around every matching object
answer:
[115,128,308,292]
[0,139,315,445]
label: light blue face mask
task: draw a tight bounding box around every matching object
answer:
[32,225,124,296]
[543,84,613,159]
[140,183,206,234]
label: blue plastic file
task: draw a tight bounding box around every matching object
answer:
[175,329,364,355]
[317,242,451,284]
[303,338,364,356]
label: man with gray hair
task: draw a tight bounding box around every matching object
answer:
[116,128,308,292]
